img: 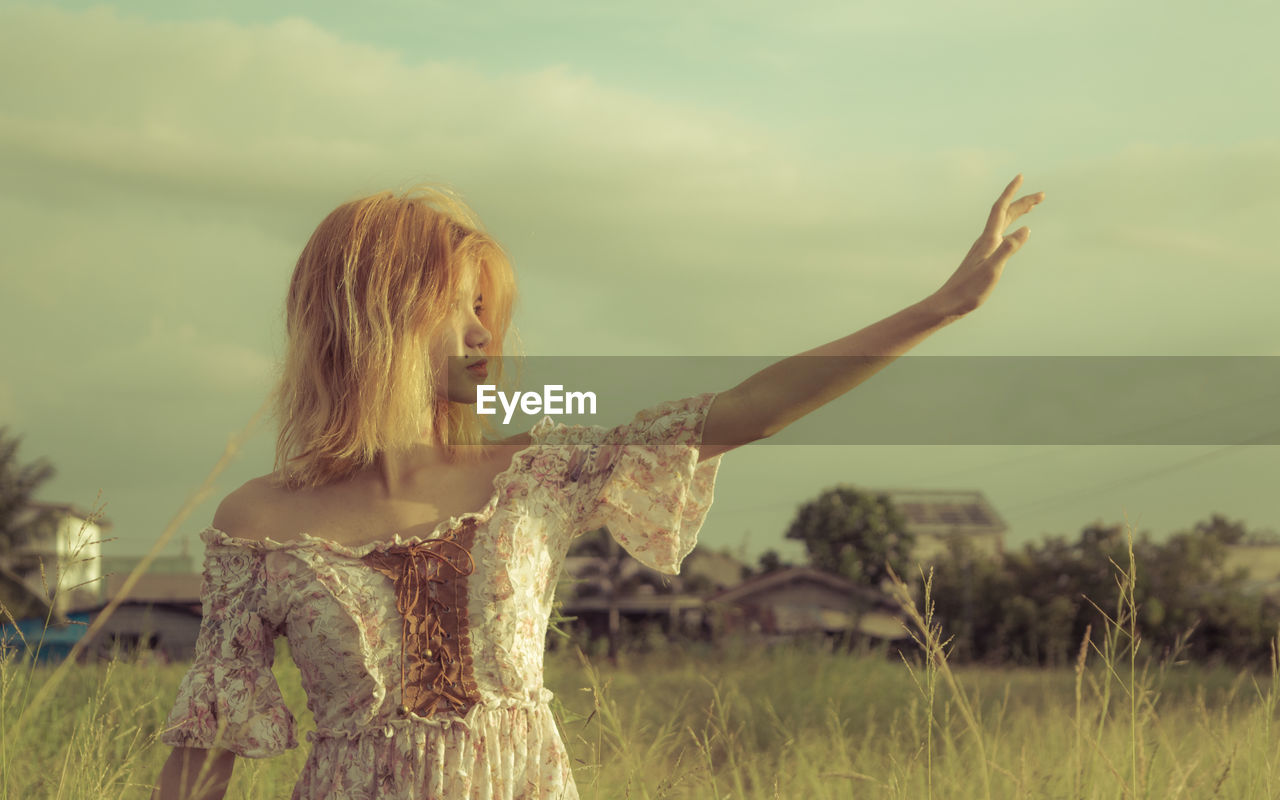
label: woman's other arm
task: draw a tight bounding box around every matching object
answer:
[700,174,1045,460]
[150,497,241,800]
[150,746,236,800]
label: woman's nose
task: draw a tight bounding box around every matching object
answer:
[468,321,491,350]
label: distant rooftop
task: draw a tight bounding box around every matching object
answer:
[877,488,1008,536]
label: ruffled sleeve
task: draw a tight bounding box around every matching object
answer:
[159,536,298,758]
[535,392,723,574]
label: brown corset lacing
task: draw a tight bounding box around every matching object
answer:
[360,520,482,719]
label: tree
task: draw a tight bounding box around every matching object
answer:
[0,426,61,558]
[925,514,1280,667]
[740,548,794,580]
[756,549,789,574]
[784,485,914,588]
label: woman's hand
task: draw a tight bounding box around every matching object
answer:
[929,174,1045,318]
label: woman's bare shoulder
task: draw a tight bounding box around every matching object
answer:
[211,475,289,544]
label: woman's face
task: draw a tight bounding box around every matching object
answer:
[426,264,492,404]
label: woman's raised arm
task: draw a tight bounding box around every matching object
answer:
[699,174,1045,461]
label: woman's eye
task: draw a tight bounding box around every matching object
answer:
[473,304,485,315]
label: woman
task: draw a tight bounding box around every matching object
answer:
[151,176,1044,799]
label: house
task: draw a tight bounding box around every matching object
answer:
[557,593,709,642]
[65,570,205,662]
[71,600,204,663]
[1,611,93,663]
[3,597,205,664]
[0,565,206,664]
[879,488,1008,566]
[3,501,109,618]
[555,545,747,644]
[1222,531,1280,596]
[552,488,1011,650]
[705,566,909,644]
[0,503,210,663]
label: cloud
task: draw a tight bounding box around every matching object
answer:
[0,6,777,213]
[0,4,1010,366]
[84,317,277,397]
[0,4,1022,263]
[1116,225,1268,266]
[2,3,1276,365]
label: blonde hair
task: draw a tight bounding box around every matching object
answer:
[267,185,520,490]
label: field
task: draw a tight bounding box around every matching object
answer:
[5,568,1280,800]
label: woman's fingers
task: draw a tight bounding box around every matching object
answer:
[984,175,1046,238]
[959,175,1045,279]
[979,226,1030,276]
[937,177,1045,316]
[984,174,1024,239]
[1008,191,1046,226]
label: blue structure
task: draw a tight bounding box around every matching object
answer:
[0,612,92,664]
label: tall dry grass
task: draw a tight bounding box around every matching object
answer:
[3,538,1279,798]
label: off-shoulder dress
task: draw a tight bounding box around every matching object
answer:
[159,392,723,799]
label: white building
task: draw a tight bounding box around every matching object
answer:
[5,501,108,618]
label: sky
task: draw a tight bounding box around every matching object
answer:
[1,0,1277,570]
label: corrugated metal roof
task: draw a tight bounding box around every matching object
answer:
[103,573,201,603]
[876,488,1008,536]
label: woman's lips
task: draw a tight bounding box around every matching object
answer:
[467,363,488,379]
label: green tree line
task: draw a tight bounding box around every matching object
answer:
[926,514,1280,667]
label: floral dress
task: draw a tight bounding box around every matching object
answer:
[160,393,723,799]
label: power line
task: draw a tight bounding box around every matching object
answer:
[908,389,1280,484]
[710,396,1280,523]
[1002,429,1280,518]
